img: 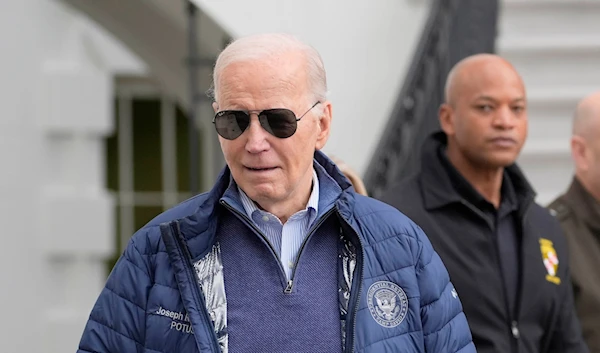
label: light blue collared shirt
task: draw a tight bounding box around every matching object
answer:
[238,169,319,280]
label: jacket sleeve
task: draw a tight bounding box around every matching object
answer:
[547,258,589,353]
[415,226,477,353]
[77,236,152,353]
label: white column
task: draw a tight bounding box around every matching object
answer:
[36,59,115,353]
[34,3,116,352]
[0,1,47,352]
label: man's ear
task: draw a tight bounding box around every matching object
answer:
[212,102,219,113]
[571,135,589,172]
[439,103,455,136]
[315,101,332,150]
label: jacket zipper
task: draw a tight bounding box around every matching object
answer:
[510,198,533,350]
[338,216,364,353]
[504,198,533,353]
[459,199,521,352]
[220,200,289,289]
[168,221,220,352]
[491,227,519,353]
[285,207,336,293]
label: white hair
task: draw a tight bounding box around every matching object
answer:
[210,33,328,104]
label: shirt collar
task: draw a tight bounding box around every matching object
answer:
[439,146,518,215]
[238,169,320,223]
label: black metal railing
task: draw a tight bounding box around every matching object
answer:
[363,0,499,199]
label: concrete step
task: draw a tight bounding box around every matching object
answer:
[498,36,600,88]
[524,86,596,143]
[518,142,573,204]
[499,36,600,53]
[521,140,570,156]
[500,0,600,38]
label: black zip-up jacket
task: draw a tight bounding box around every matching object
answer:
[380,132,588,353]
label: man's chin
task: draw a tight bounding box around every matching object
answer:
[486,155,519,169]
[243,185,280,203]
[469,152,518,170]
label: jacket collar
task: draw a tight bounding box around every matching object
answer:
[419,131,536,211]
[178,150,356,261]
[564,177,600,232]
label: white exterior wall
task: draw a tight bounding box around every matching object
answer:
[193,0,429,176]
[0,2,44,350]
[0,1,145,351]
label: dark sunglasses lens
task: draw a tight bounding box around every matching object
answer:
[214,111,249,140]
[260,109,297,138]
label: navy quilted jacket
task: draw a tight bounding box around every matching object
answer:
[77,152,476,353]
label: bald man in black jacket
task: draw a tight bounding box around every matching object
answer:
[381,54,587,353]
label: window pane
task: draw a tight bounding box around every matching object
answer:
[106,98,119,191]
[134,206,164,232]
[176,105,204,193]
[133,99,163,192]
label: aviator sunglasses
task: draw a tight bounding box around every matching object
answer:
[213,101,321,140]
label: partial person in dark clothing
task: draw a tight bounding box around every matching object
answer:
[381,53,588,353]
[549,91,600,352]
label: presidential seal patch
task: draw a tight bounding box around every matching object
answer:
[367,281,408,328]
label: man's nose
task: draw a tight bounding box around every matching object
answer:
[244,115,270,153]
[493,106,517,129]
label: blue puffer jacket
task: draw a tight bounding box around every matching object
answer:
[78,152,476,353]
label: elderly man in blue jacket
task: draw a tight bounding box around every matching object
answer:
[78,33,475,353]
